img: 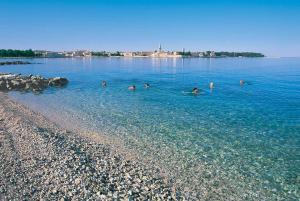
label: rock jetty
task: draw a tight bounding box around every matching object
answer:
[0,61,32,66]
[0,73,68,92]
[0,94,180,200]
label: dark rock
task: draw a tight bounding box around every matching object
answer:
[0,80,7,90]
[48,77,69,87]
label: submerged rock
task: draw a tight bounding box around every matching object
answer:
[0,73,68,92]
[48,77,69,87]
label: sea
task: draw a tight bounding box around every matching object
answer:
[1,57,299,200]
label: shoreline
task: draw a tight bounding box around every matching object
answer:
[0,92,181,200]
[0,56,266,59]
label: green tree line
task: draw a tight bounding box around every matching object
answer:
[214,52,264,57]
[92,51,123,57]
[0,49,41,57]
[177,51,192,56]
[91,51,109,57]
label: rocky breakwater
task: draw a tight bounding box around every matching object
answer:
[0,73,68,92]
[0,61,32,66]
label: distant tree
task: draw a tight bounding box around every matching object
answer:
[177,51,192,56]
[214,51,264,57]
[0,49,39,57]
[91,51,109,57]
[110,51,123,56]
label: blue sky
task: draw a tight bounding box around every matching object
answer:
[0,0,299,57]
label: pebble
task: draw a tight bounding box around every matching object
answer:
[74,178,81,185]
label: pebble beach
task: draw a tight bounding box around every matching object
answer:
[0,93,181,200]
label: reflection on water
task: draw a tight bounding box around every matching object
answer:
[2,57,300,200]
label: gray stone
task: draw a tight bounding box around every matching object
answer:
[48,77,68,87]
[75,178,81,185]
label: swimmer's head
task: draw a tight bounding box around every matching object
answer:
[128,85,136,90]
[192,87,199,94]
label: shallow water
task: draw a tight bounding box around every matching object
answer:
[1,57,300,199]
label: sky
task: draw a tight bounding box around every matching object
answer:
[0,0,300,57]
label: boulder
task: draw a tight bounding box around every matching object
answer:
[48,77,68,87]
[0,80,7,90]
[0,74,17,80]
[25,83,32,91]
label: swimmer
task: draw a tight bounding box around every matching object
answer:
[209,82,214,89]
[144,83,150,88]
[192,87,199,94]
[128,85,136,91]
[101,80,107,87]
[240,80,245,86]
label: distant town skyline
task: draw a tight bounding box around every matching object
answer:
[1,0,300,57]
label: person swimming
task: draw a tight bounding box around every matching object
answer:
[101,80,107,87]
[144,83,150,88]
[192,87,199,94]
[209,82,214,89]
[240,80,245,86]
[128,85,136,91]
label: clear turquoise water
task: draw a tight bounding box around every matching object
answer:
[1,57,300,199]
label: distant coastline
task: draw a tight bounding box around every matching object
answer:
[0,48,265,58]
